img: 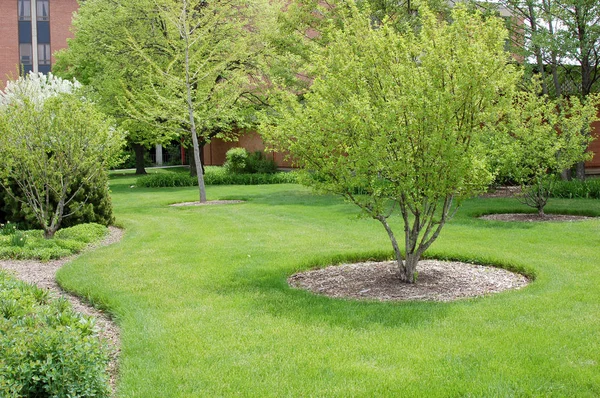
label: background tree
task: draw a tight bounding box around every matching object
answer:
[492,88,598,215]
[0,74,125,238]
[484,0,600,179]
[122,0,270,202]
[262,4,519,283]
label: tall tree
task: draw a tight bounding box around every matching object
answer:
[262,3,519,283]
[122,0,269,202]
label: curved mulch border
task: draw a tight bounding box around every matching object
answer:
[289,260,529,302]
[479,213,594,222]
[0,226,123,396]
[170,200,245,207]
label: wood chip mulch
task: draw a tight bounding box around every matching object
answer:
[288,260,529,302]
[0,226,124,396]
[170,200,244,207]
[479,213,594,222]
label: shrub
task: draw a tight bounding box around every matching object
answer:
[246,151,277,174]
[136,168,298,188]
[0,221,17,236]
[0,223,107,261]
[0,272,110,397]
[224,147,249,174]
[549,178,600,199]
[0,169,115,231]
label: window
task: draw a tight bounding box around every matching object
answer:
[19,43,32,65]
[38,44,51,65]
[18,0,31,21]
[37,0,49,21]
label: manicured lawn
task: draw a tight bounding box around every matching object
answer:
[57,173,600,397]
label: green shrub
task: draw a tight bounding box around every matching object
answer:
[0,170,114,230]
[224,147,249,174]
[0,272,110,397]
[137,168,298,188]
[549,178,600,199]
[0,223,107,261]
[246,151,277,174]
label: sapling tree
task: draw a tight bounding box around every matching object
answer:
[494,88,599,216]
[262,4,519,283]
[0,74,125,238]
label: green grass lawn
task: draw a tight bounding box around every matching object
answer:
[57,174,600,397]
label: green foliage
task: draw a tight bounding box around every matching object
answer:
[225,149,278,174]
[0,168,115,230]
[136,168,297,187]
[0,272,110,397]
[225,148,249,174]
[0,223,108,261]
[262,3,519,281]
[549,178,600,199]
[0,76,124,238]
[489,88,599,214]
[0,222,17,236]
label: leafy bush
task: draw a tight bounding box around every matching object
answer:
[224,147,249,174]
[0,223,107,261]
[137,168,298,188]
[0,169,115,231]
[9,231,27,248]
[0,222,18,236]
[0,272,110,397]
[246,151,277,174]
[549,178,600,199]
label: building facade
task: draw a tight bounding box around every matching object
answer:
[0,0,78,87]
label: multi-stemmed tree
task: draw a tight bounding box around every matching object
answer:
[262,3,520,283]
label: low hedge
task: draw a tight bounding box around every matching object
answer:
[0,272,110,397]
[0,223,108,261]
[137,169,298,188]
[549,178,600,199]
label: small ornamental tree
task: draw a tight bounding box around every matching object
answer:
[262,4,520,283]
[494,89,599,216]
[0,73,125,238]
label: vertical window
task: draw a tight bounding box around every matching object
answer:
[37,0,50,21]
[19,43,33,65]
[38,44,51,65]
[18,0,31,21]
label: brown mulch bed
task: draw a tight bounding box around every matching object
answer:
[479,213,594,222]
[0,226,123,396]
[170,200,244,207]
[288,260,529,302]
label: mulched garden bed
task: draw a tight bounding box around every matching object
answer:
[289,260,529,302]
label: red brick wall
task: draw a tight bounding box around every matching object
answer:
[50,0,78,64]
[203,131,295,168]
[0,2,20,88]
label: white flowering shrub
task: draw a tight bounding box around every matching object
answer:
[0,72,81,109]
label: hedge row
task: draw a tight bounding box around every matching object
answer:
[137,169,298,188]
[549,178,600,199]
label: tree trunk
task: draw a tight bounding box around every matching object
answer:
[576,161,586,180]
[538,206,545,218]
[132,143,147,175]
[403,253,419,283]
[189,142,205,177]
[375,215,418,284]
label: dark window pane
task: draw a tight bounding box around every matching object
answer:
[18,21,32,44]
[38,65,51,74]
[37,21,50,43]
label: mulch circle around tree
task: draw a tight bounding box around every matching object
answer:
[479,213,594,222]
[288,260,529,302]
[170,200,245,207]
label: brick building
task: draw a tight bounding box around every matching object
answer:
[0,0,78,87]
[0,0,597,172]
